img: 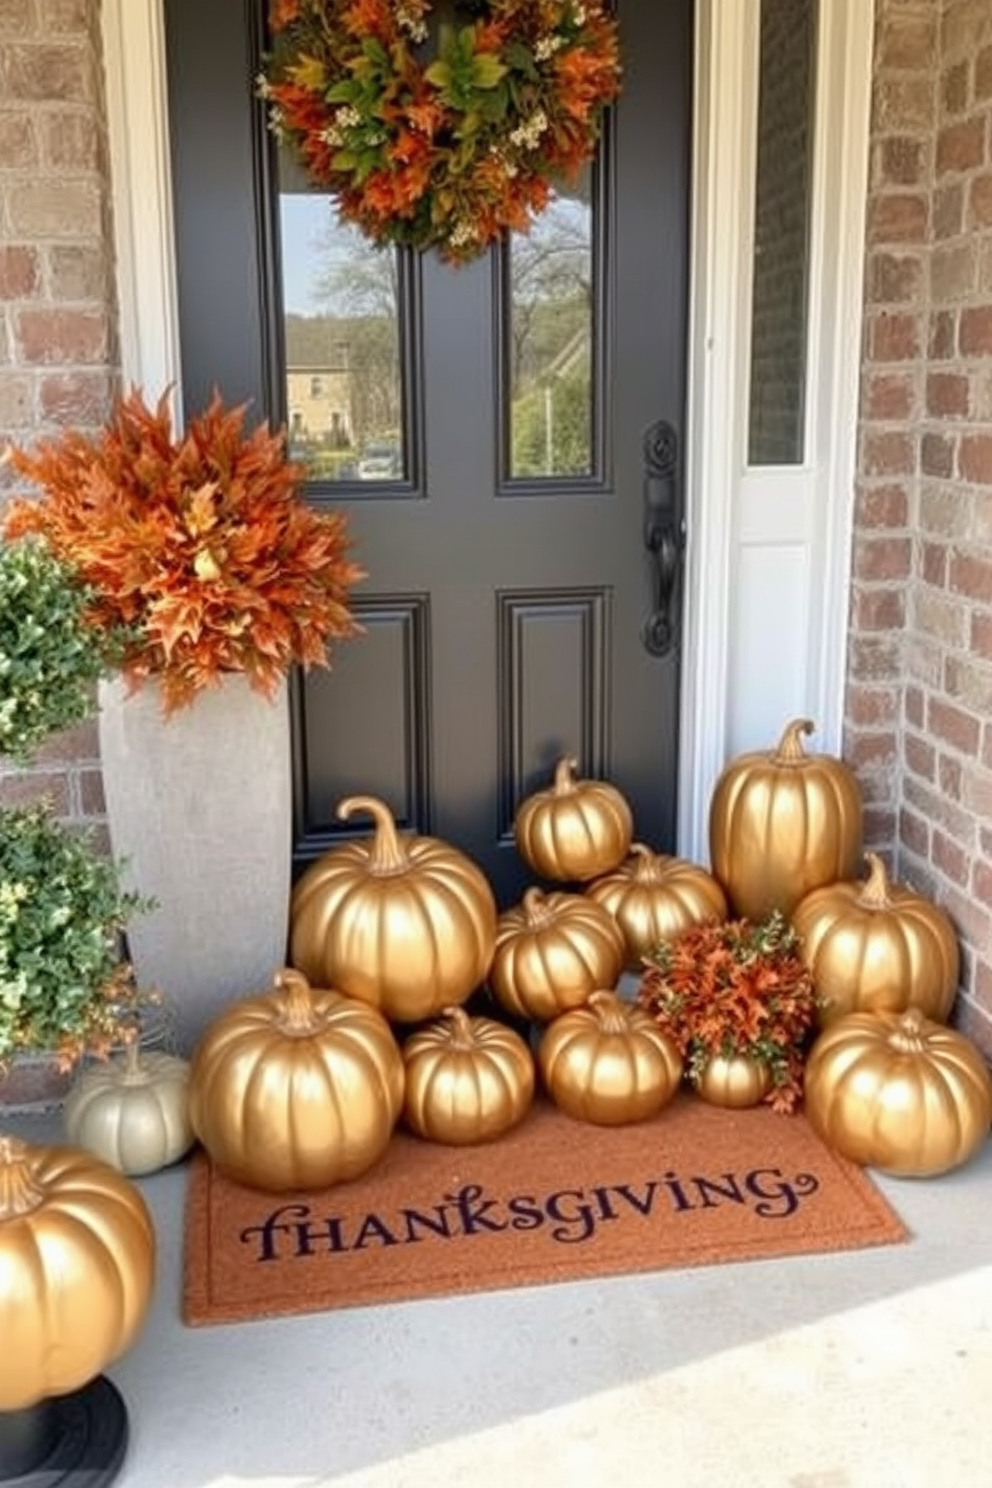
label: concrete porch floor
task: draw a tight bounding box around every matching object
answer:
[7,1107,992,1488]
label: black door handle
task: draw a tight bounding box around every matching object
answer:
[641,419,685,658]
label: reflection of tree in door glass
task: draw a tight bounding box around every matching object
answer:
[279,199,403,483]
[509,186,593,480]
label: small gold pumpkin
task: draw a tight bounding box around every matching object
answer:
[489,886,626,1022]
[587,844,728,968]
[694,1054,772,1109]
[289,795,497,1022]
[402,1006,535,1145]
[708,718,863,921]
[0,1135,155,1411]
[804,1008,992,1177]
[792,853,959,1027]
[189,968,405,1192]
[514,756,634,883]
[538,990,683,1125]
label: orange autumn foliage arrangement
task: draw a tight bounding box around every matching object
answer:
[261,0,621,263]
[2,389,364,714]
[636,914,819,1113]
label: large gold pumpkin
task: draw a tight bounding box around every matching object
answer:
[538,990,683,1125]
[514,756,634,882]
[402,1006,535,1145]
[0,1135,155,1410]
[804,1008,992,1177]
[289,795,497,1022]
[489,886,626,1022]
[189,968,405,1191]
[708,717,863,921]
[587,844,728,968]
[793,853,960,1027]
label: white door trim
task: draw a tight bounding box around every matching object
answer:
[102,0,874,868]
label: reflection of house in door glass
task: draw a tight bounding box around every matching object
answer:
[279,182,403,482]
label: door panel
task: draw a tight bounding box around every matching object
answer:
[164,0,692,903]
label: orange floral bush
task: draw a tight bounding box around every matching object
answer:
[2,390,364,714]
[261,0,621,263]
[636,914,819,1113]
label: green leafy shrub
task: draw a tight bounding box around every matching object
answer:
[0,802,151,1065]
[0,537,119,765]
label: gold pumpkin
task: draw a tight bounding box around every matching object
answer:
[793,853,960,1027]
[538,990,683,1125]
[694,1053,772,1109]
[189,968,405,1192]
[402,1006,535,1145]
[489,886,626,1022]
[0,1134,155,1410]
[514,756,634,883]
[587,844,728,968]
[708,717,863,921]
[289,795,497,1022]
[804,1008,992,1177]
[62,1042,194,1176]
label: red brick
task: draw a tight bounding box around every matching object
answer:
[921,541,948,586]
[853,534,913,581]
[929,310,956,359]
[959,305,992,355]
[4,44,92,104]
[880,14,938,70]
[905,684,925,728]
[845,685,900,728]
[848,634,903,681]
[15,309,108,365]
[41,112,101,171]
[949,548,992,599]
[876,136,926,187]
[39,371,116,427]
[972,861,992,911]
[868,311,923,361]
[0,111,37,168]
[864,808,898,852]
[933,829,970,886]
[945,655,992,714]
[904,774,977,843]
[0,375,33,429]
[867,193,929,243]
[928,697,981,756]
[867,251,924,304]
[958,434,992,484]
[861,430,915,476]
[0,246,39,300]
[851,586,906,630]
[926,371,969,417]
[32,719,99,764]
[921,431,955,477]
[873,78,936,132]
[939,751,963,801]
[937,117,986,175]
[931,242,977,301]
[937,884,991,950]
[971,612,992,660]
[79,768,106,816]
[905,732,936,781]
[48,245,108,302]
[0,774,70,813]
[969,173,992,230]
[864,370,915,420]
[41,0,91,34]
[0,0,34,35]
[854,482,910,530]
[899,805,931,858]
[977,44,992,103]
[942,60,969,115]
[933,182,964,239]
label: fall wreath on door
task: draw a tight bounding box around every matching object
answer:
[261,0,622,262]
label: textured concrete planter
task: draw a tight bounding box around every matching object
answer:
[98,675,292,1052]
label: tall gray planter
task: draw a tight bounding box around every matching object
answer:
[97,675,292,1052]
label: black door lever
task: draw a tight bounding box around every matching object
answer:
[641,419,684,658]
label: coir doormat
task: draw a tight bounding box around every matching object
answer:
[183,1095,909,1327]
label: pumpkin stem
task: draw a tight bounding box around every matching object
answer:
[441,1006,475,1046]
[274,969,319,1035]
[587,990,630,1033]
[0,1136,45,1219]
[552,756,580,795]
[889,1007,928,1053]
[773,718,815,763]
[857,853,894,909]
[630,844,661,881]
[337,795,410,875]
[121,1038,147,1083]
[522,886,552,926]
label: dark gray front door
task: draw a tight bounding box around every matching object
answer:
[164,0,692,902]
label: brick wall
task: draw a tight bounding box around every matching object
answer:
[0,0,119,834]
[847,0,992,1053]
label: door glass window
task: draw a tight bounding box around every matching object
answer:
[278,171,405,483]
[747,0,818,467]
[506,170,595,480]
